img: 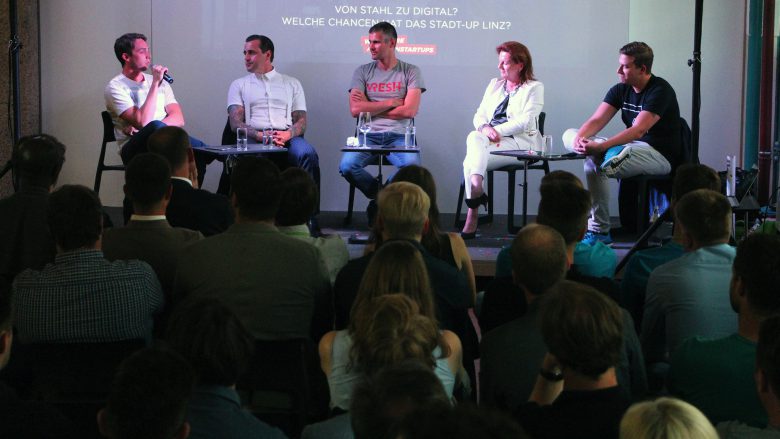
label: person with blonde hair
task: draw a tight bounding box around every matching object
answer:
[369,165,477,301]
[319,294,463,412]
[620,397,718,439]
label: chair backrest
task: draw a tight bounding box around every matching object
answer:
[237,338,325,436]
[18,338,146,401]
[678,117,697,165]
[102,111,116,143]
[222,118,236,145]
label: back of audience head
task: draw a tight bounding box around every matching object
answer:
[732,233,780,319]
[539,170,583,190]
[619,397,718,439]
[230,156,282,222]
[396,404,529,439]
[0,280,13,370]
[536,179,591,245]
[350,360,451,439]
[540,280,623,380]
[125,153,172,213]
[354,240,436,322]
[98,346,194,439]
[671,163,720,202]
[47,185,103,252]
[12,134,66,189]
[674,189,731,247]
[349,294,444,377]
[165,298,254,387]
[377,182,430,240]
[757,315,780,407]
[388,165,447,253]
[147,126,192,171]
[276,167,318,227]
[510,224,568,297]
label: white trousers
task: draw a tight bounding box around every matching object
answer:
[462,131,526,199]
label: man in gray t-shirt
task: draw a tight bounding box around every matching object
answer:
[339,21,426,203]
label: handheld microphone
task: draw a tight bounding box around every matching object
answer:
[163,71,174,84]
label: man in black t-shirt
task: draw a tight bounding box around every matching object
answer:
[568,42,681,245]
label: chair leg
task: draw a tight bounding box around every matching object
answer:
[486,171,494,224]
[344,184,356,226]
[636,179,649,233]
[508,169,519,234]
[94,166,103,194]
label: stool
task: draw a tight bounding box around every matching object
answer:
[93,111,125,194]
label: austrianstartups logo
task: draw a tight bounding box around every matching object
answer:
[361,35,437,56]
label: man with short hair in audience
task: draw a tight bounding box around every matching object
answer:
[0,280,76,437]
[620,163,721,329]
[670,233,780,428]
[481,176,621,333]
[718,314,780,438]
[166,298,287,439]
[13,185,163,343]
[334,182,471,339]
[480,224,568,410]
[103,153,203,299]
[481,225,645,410]
[276,167,348,285]
[0,134,65,285]
[147,126,233,237]
[494,170,616,280]
[642,189,737,363]
[97,347,194,439]
[516,281,630,439]
[174,157,332,341]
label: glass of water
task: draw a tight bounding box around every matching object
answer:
[525,116,538,137]
[236,127,248,150]
[358,112,372,148]
[404,126,416,149]
[262,128,273,149]
[541,135,553,156]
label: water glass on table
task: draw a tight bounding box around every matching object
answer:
[404,126,416,149]
[236,128,248,150]
[262,128,273,149]
[541,135,553,156]
[358,112,372,148]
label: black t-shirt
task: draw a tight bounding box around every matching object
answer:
[604,75,681,167]
[516,386,630,439]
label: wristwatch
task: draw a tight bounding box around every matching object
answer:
[539,368,564,382]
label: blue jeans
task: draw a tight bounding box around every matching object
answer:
[119,120,205,164]
[338,132,420,199]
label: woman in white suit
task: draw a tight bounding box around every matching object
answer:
[461,41,544,238]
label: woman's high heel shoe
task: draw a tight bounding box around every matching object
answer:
[464,193,488,210]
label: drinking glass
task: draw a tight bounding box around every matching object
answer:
[262,128,273,149]
[404,126,416,149]
[525,116,538,137]
[236,127,248,150]
[541,135,553,156]
[358,112,372,148]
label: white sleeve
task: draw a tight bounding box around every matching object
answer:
[227,78,244,109]
[290,78,307,112]
[472,79,497,129]
[161,82,178,106]
[495,81,544,138]
[105,79,135,116]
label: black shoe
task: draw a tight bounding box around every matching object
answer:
[366,200,378,227]
[464,193,489,210]
[460,230,477,240]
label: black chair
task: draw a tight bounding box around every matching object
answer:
[237,338,328,438]
[94,111,125,194]
[9,339,145,439]
[454,112,547,234]
[619,117,695,234]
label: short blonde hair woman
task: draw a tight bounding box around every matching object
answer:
[620,397,718,439]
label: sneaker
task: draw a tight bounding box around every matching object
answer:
[600,145,631,177]
[582,231,613,246]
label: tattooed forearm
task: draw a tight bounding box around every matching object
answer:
[290,110,307,138]
[228,105,260,140]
